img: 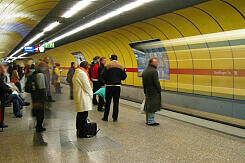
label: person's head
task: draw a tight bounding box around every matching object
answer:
[100,57,106,65]
[43,57,50,64]
[93,56,100,63]
[0,64,5,75]
[110,54,117,61]
[30,64,35,69]
[149,58,158,68]
[71,62,75,67]
[80,61,89,70]
[55,63,60,67]
[38,62,47,72]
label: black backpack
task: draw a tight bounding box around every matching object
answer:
[25,73,37,93]
[77,122,100,137]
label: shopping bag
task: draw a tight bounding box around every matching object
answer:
[140,97,146,114]
[94,86,106,99]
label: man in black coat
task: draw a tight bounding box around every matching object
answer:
[142,58,161,126]
[102,55,127,121]
[98,57,106,111]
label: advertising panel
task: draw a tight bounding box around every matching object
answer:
[129,39,169,80]
[71,51,86,66]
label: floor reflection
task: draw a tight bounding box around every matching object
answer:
[33,132,48,146]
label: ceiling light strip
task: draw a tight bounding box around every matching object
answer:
[7,0,94,60]
[49,0,156,43]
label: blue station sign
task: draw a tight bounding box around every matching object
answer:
[24,46,35,52]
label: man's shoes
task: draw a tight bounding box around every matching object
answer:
[16,114,23,118]
[23,102,30,106]
[49,99,56,102]
[113,119,117,122]
[102,117,108,121]
[36,127,46,132]
[147,122,160,126]
[77,134,93,138]
[0,123,8,128]
[98,108,104,112]
[70,96,73,100]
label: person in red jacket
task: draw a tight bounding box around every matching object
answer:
[90,56,100,105]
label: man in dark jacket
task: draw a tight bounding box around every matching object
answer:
[142,58,161,126]
[102,55,127,121]
[90,56,100,105]
[67,62,75,99]
[97,57,106,111]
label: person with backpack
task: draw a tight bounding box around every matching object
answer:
[27,62,47,132]
[66,62,75,99]
[73,61,93,138]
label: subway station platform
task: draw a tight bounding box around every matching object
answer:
[1,86,245,163]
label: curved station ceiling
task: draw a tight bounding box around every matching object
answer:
[1,0,208,60]
[0,0,60,58]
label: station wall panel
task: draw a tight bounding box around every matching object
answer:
[34,0,245,101]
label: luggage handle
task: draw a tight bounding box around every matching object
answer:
[96,129,100,134]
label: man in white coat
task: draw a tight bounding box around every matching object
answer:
[73,61,93,138]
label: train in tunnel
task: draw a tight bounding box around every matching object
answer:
[14,0,245,128]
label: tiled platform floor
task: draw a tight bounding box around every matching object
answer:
[0,86,245,163]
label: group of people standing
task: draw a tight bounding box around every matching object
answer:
[69,54,127,138]
[68,54,162,138]
[1,54,162,137]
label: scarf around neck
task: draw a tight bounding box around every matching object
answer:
[78,67,92,86]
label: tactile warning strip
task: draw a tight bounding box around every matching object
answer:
[74,136,121,153]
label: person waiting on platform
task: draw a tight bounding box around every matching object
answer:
[54,63,61,94]
[90,56,100,105]
[142,58,161,126]
[66,62,75,99]
[102,54,127,122]
[97,57,106,111]
[73,61,93,138]
[43,57,55,102]
[11,65,22,92]
[30,62,47,132]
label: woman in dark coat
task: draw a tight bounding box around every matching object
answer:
[142,58,161,126]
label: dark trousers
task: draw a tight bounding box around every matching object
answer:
[92,81,100,104]
[15,82,22,92]
[98,96,105,110]
[55,83,61,94]
[0,102,5,124]
[32,103,45,129]
[7,94,24,116]
[104,86,121,120]
[76,111,88,135]
[70,83,73,99]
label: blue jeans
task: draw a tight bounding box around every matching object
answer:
[7,94,24,116]
[146,112,155,124]
[15,82,22,92]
